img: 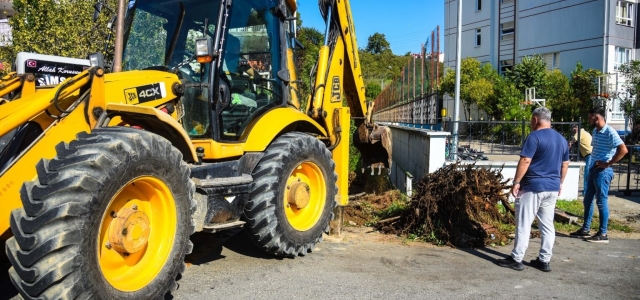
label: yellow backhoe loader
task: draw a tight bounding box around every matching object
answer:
[0,0,392,298]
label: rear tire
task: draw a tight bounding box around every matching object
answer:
[5,127,195,299]
[244,132,337,257]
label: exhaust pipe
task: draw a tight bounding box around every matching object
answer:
[112,0,126,72]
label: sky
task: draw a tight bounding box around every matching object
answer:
[297,0,445,56]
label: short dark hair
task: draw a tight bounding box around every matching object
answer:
[589,107,606,118]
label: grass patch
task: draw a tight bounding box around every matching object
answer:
[498,222,515,233]
[609,220,633,233]
[376,200,409,220]
[555,200,583,216]
[554,222,580,233]
[555,200,634,233]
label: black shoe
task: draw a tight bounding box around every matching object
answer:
[585,232,609,243]
[496,256,524,271]
[530,258,551,272]
[569,228,591,238]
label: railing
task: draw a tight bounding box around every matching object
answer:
[443,119,580,158]
[607,145,640,194]
[373,92,441,126]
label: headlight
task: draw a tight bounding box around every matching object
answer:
[88,53,105,68]
[196,37,213,64]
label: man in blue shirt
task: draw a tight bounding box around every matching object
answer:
[570,107,627,243]
[497,107,569,272]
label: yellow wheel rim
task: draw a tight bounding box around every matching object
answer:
[284,162,326,231]
[97,176,177,292]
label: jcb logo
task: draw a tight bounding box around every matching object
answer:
[139,87,161,98]
[123,82,166,104]
[331,76,341,102]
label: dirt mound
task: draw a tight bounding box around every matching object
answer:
[377,163,515,248]
[344,190,401,226]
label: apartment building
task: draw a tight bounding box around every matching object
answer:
[444,0,638,129]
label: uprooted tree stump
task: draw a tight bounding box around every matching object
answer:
[377,163,515,247]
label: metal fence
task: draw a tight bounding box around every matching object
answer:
[606,146,640,194]
[443,118,581,158]
[371,85,640,194]
[373,92,441,125]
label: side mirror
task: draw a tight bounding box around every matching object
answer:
[277,69,290,83]
[93,2,103,22]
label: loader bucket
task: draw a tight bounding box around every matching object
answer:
[354,123,392,173]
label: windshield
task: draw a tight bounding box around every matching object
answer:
[218,0,283,141]
[122,0,221,71]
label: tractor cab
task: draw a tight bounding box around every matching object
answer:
[122,0,293,142]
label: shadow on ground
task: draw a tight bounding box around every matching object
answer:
[614,194,640,205]
[186,228,280,266]
[458,246,508,266]
[220,229,284,261]
[0,241,18,300]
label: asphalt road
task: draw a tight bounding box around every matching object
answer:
[2,228,639,300]
[174,228,640,300]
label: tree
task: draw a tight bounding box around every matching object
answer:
[295,26,324,110]
[494,79,531,121]
[365,32,391,55]
[0,0,117,72]
[440,57,483,119]
[505,55,547,96]
[440,58,530,121]
[570,62,602,125]
[617,60,640,130]
[544,69,575,122]
[365,82,381,101]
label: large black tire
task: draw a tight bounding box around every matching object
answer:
[5,127,196,299]
[244,132,337,257]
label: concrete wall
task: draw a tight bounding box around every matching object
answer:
[387,125,449,196]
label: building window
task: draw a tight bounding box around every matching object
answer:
[616,1,634,26]
[500,59,513,74]
[542,52,560,70]
[476,0,482,11]
[612,98,625,120]
[614,46,632,70]
[475,28,481,47]
[500,22,514,40]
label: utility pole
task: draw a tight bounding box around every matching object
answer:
[453,0,462,159]
[421,44,425,96]
[413,56,416,100]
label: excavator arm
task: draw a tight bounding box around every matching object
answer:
[307,0,392,173]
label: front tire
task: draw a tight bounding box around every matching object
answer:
[6,127,195,299]
[244,132,337,257]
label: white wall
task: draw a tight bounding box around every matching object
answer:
[448,160,582,201]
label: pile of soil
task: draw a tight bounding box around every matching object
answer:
[376,163,515,247]
[344,190,400,226]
